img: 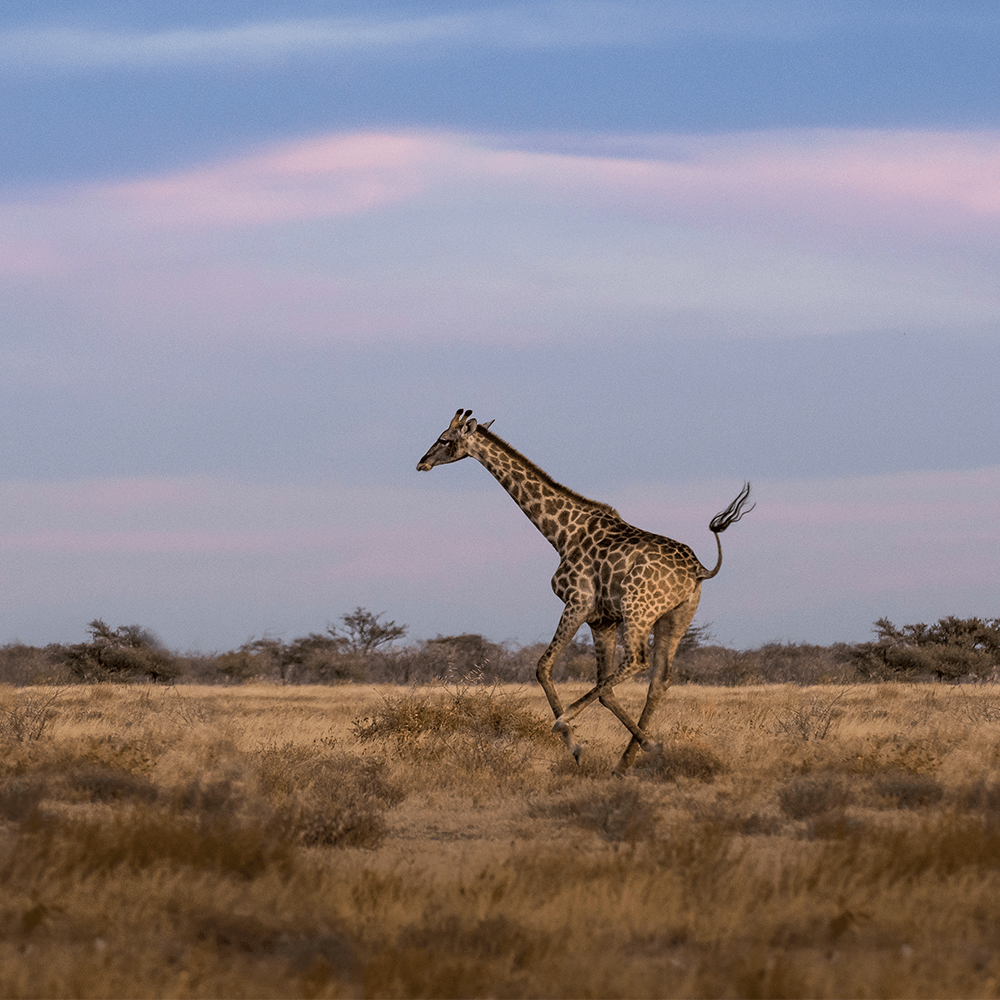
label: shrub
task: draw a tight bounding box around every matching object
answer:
[65,765,159,804]
[0,776,47,823]
[673,645,750,685]
[248,742,405,849]
[385,635,532,684]
[740,642,856,684]
[13,806,295,880]
[59,620,183,683]
[675,642,856,685]
[213,648,263,682]
[773,689,849,741]
[0,644,62,685]
[353,682,549,750]
[353,681,554,787]
[851,617,1000,681]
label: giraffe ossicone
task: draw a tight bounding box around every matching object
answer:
[417,408,753,775]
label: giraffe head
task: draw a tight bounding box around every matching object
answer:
[417,408,492,471]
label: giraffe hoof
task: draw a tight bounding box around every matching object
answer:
[640,739,660,755]
[571,744,582,764]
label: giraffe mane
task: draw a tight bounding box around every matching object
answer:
[475,425,621,519]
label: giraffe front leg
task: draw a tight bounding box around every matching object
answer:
[557,640,658,770]
[554,678,657,762]
[536,603,589,763]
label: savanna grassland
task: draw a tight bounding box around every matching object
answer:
[4,679,1000,998]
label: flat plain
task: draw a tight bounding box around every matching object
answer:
[3,679,1000,998]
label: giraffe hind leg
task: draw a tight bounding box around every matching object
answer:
[614,595,699,774]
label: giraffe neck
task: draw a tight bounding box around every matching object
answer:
[465,428,619,553]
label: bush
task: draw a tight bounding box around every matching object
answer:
[851,617,1000,681]
[59,620,183,683]
[869,773,945,809]
[676,642,856,685]
[214,648,263,683]
[384,635,534,684]
[0,644,62,685]
[249,743,405,849]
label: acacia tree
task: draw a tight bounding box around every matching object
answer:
[328,607,407,654]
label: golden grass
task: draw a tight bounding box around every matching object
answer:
[4,679,1000,997]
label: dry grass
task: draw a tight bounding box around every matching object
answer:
[4,679,1000,997]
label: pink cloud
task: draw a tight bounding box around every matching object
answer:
[3,128,998,347]
[106,132,438,227]
[37,128,1000,239]
[477,130,1000,246]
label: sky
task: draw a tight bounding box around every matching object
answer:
[1,1,998,656]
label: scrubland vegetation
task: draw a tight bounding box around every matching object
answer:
[3,674,1000,997]
[4,610,1000,688]
[2,612,1000,997]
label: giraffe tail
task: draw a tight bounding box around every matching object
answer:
[699,482,753,580]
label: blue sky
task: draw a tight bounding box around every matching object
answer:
[2,1,998,654]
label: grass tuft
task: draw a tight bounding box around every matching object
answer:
[66,764,159,804]
[778,773,851,820]
[636,738,726,783]
[533,781,661,843]
[352,681,555,790]
[0,689,62,743]
[868,772,945,809]
[0,775,47,822]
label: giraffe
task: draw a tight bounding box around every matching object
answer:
[417,409,753,775]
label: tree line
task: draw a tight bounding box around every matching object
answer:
[1,609,998,687]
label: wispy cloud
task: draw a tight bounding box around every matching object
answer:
[2,3,994,72]
[54,129,1000,235]
[2,128,997,345]
[109,133,436,226]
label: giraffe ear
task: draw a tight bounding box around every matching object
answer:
[465,419,478,434]
[480,419,494,431]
